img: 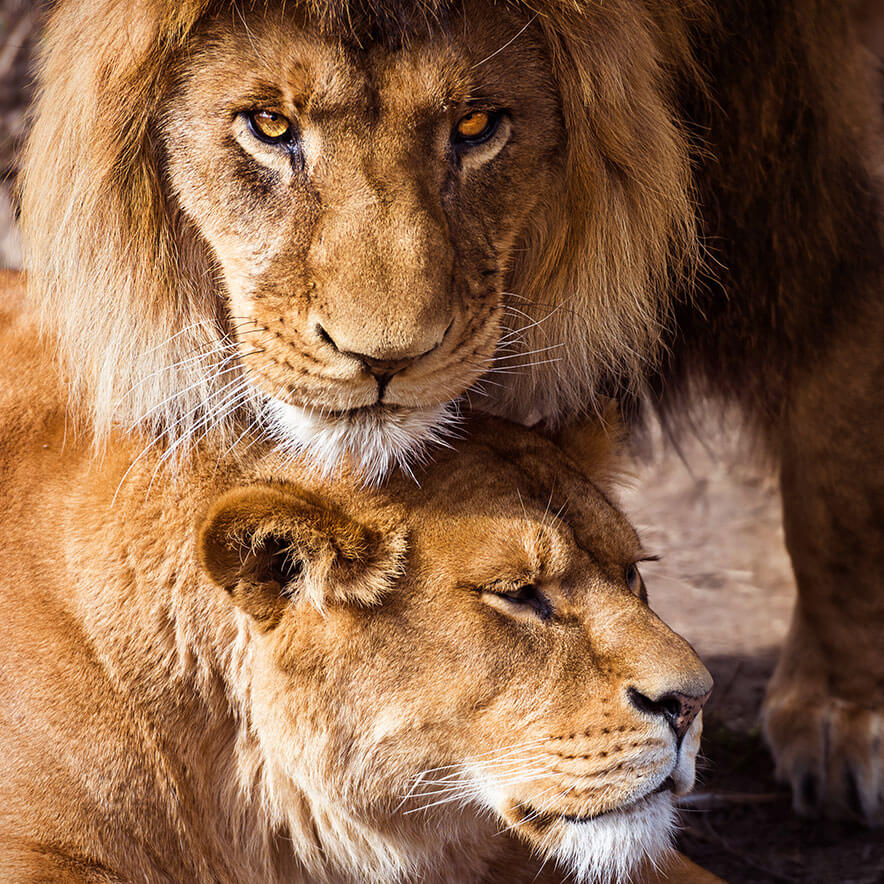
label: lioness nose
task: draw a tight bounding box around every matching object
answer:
[627,687,711,744]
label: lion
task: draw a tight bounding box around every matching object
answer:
[0,284,719,883]
[16,0,884,821]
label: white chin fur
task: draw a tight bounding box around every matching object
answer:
[263,399,459,484]
[550,793,677,884]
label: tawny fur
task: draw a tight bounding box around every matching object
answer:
[19,0,696,460]
[15,0,884,823]
[0,273,721,884]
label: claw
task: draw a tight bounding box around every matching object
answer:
[764,688,884,824]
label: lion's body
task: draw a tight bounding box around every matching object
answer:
[0,273,723,883]
[14,0,884,821]
[655,2,883,428]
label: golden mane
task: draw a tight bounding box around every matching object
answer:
[20,0,699,449]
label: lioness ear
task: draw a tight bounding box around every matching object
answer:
[555,403,626,493]
[197,485,406,626]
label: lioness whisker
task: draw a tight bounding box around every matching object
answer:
[406,772,551,815]
[410,737,555,778]
[421,754,547,782]
[418,761,547,790]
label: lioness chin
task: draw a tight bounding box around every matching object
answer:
[0,296,715,883]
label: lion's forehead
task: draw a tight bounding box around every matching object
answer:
[196,0,542,109]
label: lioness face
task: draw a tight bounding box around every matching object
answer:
[164,3,564,479]
[198,423,712,882]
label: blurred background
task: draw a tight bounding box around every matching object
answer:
[0,0,33,268]
[1,3,882,881]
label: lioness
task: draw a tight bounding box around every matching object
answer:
[18,0,884,820]
[0,287,715,883]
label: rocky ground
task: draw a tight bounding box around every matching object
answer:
[2,6,882,881]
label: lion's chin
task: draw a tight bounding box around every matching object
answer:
[263,398,460,483]
[544,792,677,884]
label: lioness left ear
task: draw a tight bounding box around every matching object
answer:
[197,485,406,626]
[555,402,626,494]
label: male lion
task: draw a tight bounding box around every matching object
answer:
[0,284,717,883]
[17,0,884,820]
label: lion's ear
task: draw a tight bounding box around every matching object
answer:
[197,486,406,627]
[555,403,626,493]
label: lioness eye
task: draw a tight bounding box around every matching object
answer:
[453,109,502,145]
[498,584,552,619]
[247,110,294,145]
[626,564,646,600]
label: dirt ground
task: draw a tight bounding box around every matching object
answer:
[2,6,883,881]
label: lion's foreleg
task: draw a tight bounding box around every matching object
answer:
[762,303,884,824]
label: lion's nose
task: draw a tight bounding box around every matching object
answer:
[627,686,711,744]
[357,353,417,378]
[349,353,418,396]
[316,323,443,391]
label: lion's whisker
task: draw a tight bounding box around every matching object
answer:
[483,357,563,374]
[115,346,229,404]
[144,379,253,491]
[490,343,565,361]
[132,319,221,359]
[129,358,245,428]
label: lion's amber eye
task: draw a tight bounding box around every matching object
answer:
[453,109,502,145]
[247,110,293,144]
[457,110,490,138]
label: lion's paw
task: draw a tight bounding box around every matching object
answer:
[763,682,883,824]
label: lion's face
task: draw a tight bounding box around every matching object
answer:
[162,3,564,476]
[24,0,696,476]
[198,421,712,882]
